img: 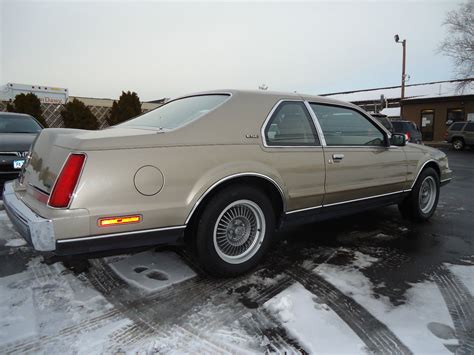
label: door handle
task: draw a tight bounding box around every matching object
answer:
[332,154,344,162]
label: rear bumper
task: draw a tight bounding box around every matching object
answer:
[3,181,185,255]
[3,181,56,251]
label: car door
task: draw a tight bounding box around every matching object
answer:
[260,100,326,212]
[308,102,407,206]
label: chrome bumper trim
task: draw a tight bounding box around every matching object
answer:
[3,181,56,251]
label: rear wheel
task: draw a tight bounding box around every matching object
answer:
[452,138,465,151]
[398,167,440,222]
[195,185,275,276]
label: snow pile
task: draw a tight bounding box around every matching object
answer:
[266,295,294,323]
[5,238,27,247]
[265,283,366,354]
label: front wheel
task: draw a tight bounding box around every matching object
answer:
[452,138,465,151]
[195,185,275,276]
[398,167,440,222]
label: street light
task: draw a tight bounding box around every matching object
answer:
[394,34,407,100]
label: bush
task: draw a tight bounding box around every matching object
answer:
[107,91,142,126]
[7,93,48,127]
[61,98,99,130]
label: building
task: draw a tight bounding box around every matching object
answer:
[0,83,161,129]
[0,83,69,104]
[322,78,474,141]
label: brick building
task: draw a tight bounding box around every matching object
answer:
[322,78,474,142]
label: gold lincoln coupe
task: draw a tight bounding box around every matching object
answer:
[3,90,452,276]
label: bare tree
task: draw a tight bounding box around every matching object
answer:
[439,0,474,91]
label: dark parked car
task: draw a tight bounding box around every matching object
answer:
[446,121,474,150]
[0,112,43,191]
[372,114,394,133]
[391,120,423,144]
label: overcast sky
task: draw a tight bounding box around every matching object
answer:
[0,0,463,101]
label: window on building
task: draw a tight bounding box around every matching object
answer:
[264,101,320,146]
[446,108,464,125]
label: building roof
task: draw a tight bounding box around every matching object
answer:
[321,78,474,103]
[380,107,401,117]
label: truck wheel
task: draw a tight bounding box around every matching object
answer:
[195,185,275,277]
[452,138,465,151]
[398,167,440,222]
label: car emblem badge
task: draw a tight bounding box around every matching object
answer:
[245,134,259,139]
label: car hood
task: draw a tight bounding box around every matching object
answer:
[0,133,39,152]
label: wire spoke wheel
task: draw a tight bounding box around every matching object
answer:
[419,176,437,214]
[213,199,266,264]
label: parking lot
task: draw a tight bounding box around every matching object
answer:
[0,149,472,354]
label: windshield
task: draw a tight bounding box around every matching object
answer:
[0,114,43,133]
[119,94,230,130]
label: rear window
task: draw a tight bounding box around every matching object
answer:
[392,121,408,132]
[119,94,230,130]
[392,121,417,132]
[449,122,465,131]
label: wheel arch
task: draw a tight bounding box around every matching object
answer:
[184,173,286,237]
[410,159,441,189]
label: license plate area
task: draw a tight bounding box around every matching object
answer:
[13,160,25,169]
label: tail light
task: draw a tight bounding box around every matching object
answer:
[444,131,449,140]
[405,132,410,142]
[48,154,86,208]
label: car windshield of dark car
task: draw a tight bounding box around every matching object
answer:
[0,115,42,133]
[119,94,230,130]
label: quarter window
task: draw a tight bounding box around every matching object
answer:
[310,104,385,146]
[264,101,320,146]
[465,123,474,132]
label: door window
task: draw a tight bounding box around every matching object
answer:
[264,101,320,146]
[465,123,474,132]
[310,104,385,146]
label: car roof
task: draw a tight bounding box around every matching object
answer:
[0,112,35,118]
[175,89,364,111]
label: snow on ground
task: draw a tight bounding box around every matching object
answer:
[0,256,131,354]
[5,238,27,247]
[265,283,366,354]
[108,250,196,292]
[316,250,455,354]
[446,263,474,294]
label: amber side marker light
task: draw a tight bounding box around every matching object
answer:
[98,215,142,227]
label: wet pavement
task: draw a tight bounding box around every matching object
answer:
[0,149,472,353]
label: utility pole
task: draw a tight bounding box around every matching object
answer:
[394,34,407,100]
[401,39,406,100]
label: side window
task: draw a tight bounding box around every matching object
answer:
[465,123,474,132]
[449,122,465,131]
[310,103,385,146]
[264,101,320,146]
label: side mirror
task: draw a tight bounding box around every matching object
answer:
[391,133,407,146]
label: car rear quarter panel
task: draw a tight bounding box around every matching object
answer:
[60,141,328,240]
